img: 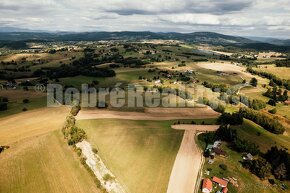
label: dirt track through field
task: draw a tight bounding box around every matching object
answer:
[76,107,219,120]
[167,125,219,193]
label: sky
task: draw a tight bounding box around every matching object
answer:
[0,0,290,38]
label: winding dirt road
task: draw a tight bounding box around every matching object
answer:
[166,125,220,193]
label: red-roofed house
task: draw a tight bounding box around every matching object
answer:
[222,187,228,193]
[202,178,213,193]
[212,176,228,188]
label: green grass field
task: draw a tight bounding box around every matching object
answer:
[58,68,159,88]
[195,68,244,86]
[77,119,184,193]
[0,90,47,118]
[232,119,290,153]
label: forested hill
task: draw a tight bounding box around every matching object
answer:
[0,31,290,51]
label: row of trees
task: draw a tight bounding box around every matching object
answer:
[265,146,290,180]
[62,104,87,145]
[201,125,260,156]
[264,86,288,103]
[240,96,266,110]
[243,146,290,181]
[247,67,290,90]
[200,97,225,113]
[243,157,272,179]
[0,97,8,111]
[36,48,149,79]
[216,119,260,155]
[276,59,290,67]
[203,81,228,92]
[239,107,285,134]
[217,112,243,125]
[61,104,109,192]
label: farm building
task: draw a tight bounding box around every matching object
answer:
[202,178,213,193]
[243,153,253,161]
[213,148,227,157]
[216,187,228,193]
[212,176,228,188]
[213,140,221,148]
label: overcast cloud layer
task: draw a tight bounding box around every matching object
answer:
[0,0,290,38]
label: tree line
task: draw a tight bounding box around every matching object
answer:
[0,97,8,111]
[239,107,285,134]
[203,81,228,92]
[263,86,288,105]
[276,59,290,67]
[247,67,290,90]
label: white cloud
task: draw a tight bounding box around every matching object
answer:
[0,0,289,38]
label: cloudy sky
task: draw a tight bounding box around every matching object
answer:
[1,0,290,38]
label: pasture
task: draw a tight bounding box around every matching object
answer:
[255,64,290,80]
[0,90,47,118]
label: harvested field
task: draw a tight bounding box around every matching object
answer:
[76,107,220,121]
[0,131,101,193]
[0,107,69,145]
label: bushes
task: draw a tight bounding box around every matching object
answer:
[264,87,288,102]
[92,148,98,154]
[0,97,8,111]
[276,59,290,67]
[248,99,266,110]
[250,77,258,87]
[215,125,259,155]
[219,164,227,171]
[239,107,285,134]
[247,157,272,179]
[203,81,228,92]
[67,126,87,145]
[201,97,225,113]
[103,174,114,181]
[70,104,81,116]
[265,146,290,180]
[268,99,276,106]
[198,132,217,145]
[63,104,86,146]
[268,108,277,114]
[215,125,237,142]
[217,112,243,125]
[0,102,7,111]
[233,138,260,155]
[23,99,29,103]
[0,97,8,103]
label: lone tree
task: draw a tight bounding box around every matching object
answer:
[250,77,258,87]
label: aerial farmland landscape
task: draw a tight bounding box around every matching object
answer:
[0,1,290,193]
